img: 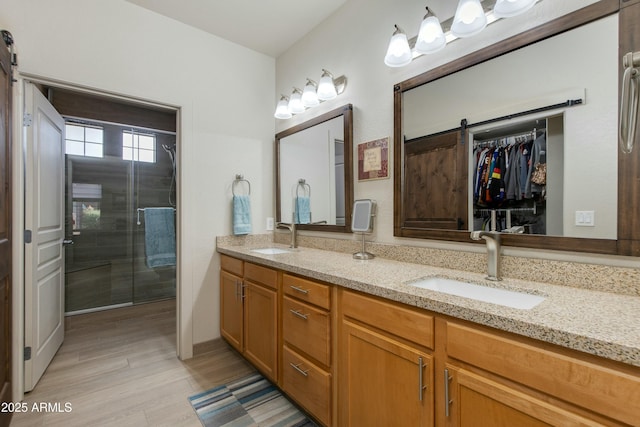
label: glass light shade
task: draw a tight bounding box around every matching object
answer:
[384,27,412,67]
[415,15,446,55]
[274,97,291,119]
[317,71,338,101]
[288,88,305,114]
[301,79,320,107]
[451,0,487,38]
[493,0,536,18]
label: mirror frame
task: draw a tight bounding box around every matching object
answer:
[393,0,639,256]
[276,103,354,233]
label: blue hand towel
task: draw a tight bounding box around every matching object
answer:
[233,195,252,235]
[144,207,176,268]
[295,196,311,224]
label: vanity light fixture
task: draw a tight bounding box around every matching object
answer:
[415,7,446,55]
[385,0,541,67]
[384,25,413,67]
[317,69,339,100]
[274,69,347,119]
[493,0,537,18]
[451,0,487,37]
[301,79,320,107]
[288,87,305,115]
[274,95,292,119]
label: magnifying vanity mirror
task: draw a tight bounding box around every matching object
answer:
[276,104,353,232]
[352,199,376,260]
[394,1,638,256]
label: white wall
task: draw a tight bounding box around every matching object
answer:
[1,0,275,356]
[275,0,638,265]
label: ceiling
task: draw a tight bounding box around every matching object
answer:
[125,0,349,58]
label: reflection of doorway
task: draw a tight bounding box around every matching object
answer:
[335,139,345,226]
[63,118,177,314]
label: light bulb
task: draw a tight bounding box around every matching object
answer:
[384,25,412,67]
[493,0,537,18]
[451,0,487,38]
[288,88,305,114]
[274,96,291,119]
[415,9,445,55]
[317,70,338,100]
[301,79,320,107]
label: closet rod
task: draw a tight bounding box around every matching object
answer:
[405,98,582,145]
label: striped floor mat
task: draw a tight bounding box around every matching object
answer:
[189,372,318,427]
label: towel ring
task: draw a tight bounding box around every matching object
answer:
[296,178,311,198]
[232,174,251,196]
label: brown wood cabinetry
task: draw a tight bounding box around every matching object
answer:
[442,320,640,426]
[281,273,332,426]
[220,257,640,426]
[219,255,278,382]
[339,289,435,427]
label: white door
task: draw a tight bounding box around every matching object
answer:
[23,82,65,391]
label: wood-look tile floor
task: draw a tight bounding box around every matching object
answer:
[11,299,254,427]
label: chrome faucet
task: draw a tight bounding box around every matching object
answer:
[276,221,297,248]
[470,231,501,281]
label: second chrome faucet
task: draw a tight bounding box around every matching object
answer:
[470,230,501,281]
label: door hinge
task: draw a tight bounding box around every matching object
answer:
[23,112,32,127]
[24,229,32,244]
[24,346,31,361]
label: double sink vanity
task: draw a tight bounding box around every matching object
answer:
[217,237,640,426]
[237,2,640,425]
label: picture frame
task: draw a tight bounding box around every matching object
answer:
[357,137,389,181]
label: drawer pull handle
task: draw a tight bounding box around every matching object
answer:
[290,285,309,295]
[444,368,452,417]
[290,362,309,377]
[418,357,427,401]
[290,309,309,320]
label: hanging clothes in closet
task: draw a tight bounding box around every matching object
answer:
[473,130,546,208]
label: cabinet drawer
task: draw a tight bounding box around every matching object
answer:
[220,254,243,276]
[244,262,277,289]
[283,273,330,310]
[283,296,330,366]
[446,321,640,426]
[341,290,434,350]
[283,345,331,426]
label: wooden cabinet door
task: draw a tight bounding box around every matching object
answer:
[445,366,605,427]
[220,270,243,352]
[340,320,433,427]
[244,280,278,382]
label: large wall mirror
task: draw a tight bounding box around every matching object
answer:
[276,104,353,233]
[394,0,639,256]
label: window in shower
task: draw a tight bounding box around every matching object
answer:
[65,123,103,157]
[122,130,156,163]
[71,183,102,233]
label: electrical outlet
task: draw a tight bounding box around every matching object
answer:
[266,217,274,231]
[575,211,595,226]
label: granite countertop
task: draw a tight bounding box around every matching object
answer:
[216,241,640,368]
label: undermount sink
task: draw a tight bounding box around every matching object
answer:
[407,276,545,310]
[251,247,292,255]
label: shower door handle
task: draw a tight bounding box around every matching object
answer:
[62,239,74,246]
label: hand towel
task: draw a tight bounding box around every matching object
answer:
[144,207,176,268]
[295,196,311,224]
[233,195,252,235]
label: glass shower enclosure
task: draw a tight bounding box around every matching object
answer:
[64,119,177,314]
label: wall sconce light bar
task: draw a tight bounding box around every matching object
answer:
[386,0,541,67]
[275,70,347,119]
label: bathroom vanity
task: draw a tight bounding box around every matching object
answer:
[217,241,640,426]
